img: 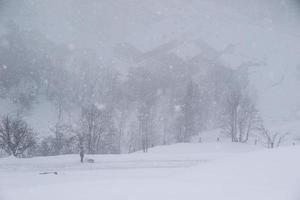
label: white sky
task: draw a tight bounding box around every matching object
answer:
[1,0,300,121]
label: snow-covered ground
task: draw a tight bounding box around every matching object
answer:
[1,142,300,200]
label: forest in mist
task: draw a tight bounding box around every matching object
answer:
[0,0,299,157]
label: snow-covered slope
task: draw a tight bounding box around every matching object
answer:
[0,142,261,172]
[1,143,300,200]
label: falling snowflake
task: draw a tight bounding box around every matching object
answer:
[174,105,181,112]
[156,11,162,16]
[95,103,106,110]
[68,43,75,51]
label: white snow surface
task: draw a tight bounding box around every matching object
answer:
[1,142,300,200]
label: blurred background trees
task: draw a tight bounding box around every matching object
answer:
[0,21,261,156]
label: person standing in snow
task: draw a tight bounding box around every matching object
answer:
[80,147,84,163]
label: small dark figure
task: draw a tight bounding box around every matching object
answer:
[80,147,84,163]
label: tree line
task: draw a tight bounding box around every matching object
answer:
[0,22,285,157]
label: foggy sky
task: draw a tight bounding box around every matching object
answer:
[1,0,300,122]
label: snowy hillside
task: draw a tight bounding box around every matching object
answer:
[1,143,300,200]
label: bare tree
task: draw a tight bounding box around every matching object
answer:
[259,127,289,148]
[78,104,118,154]
[138,103,152,153]
[50,123,77,155]
[236,94,261,143]
[223,91,261,143]
[222,67,261,143]
[181,80,201,143]
[79,104,103,154]
[0,115,37,157]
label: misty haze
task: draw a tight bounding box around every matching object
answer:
[0,0,300,200]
